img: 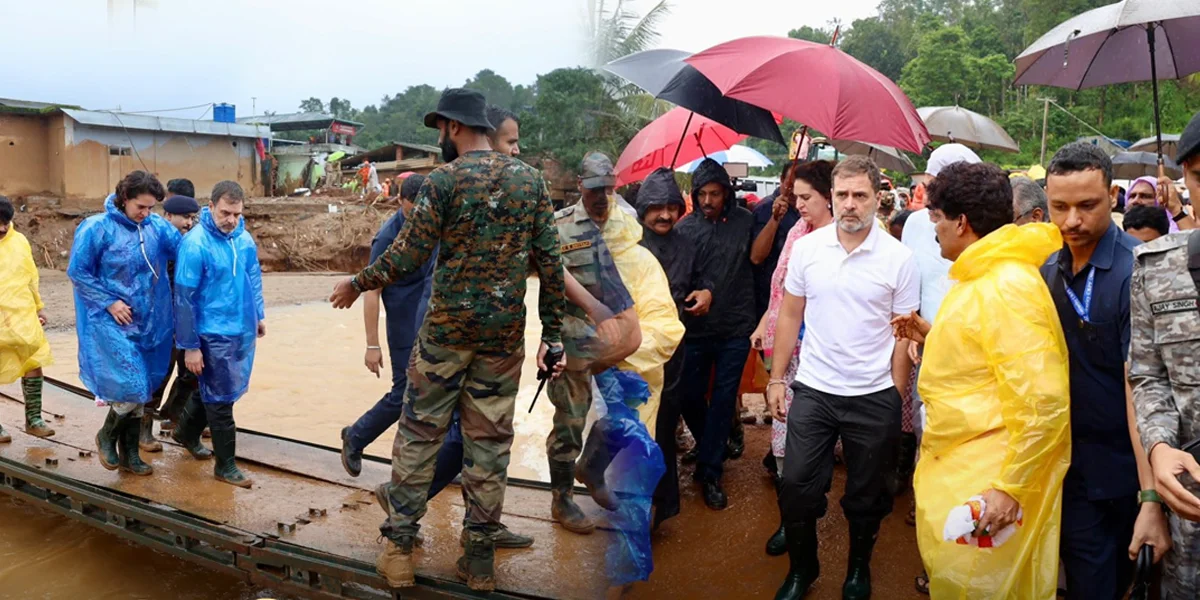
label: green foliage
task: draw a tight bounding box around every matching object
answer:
[521,68,633,171]
[840,18,908,83]
[787,25,833,44]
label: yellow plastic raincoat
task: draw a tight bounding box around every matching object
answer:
[0,225,52,384]
[601,206,685,432]
[913,223,1071,599]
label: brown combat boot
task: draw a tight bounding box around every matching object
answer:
[550,461,594,534]
[376,535,415,589]
[456,530,497,592]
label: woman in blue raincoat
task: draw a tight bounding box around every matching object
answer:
[68,171,179,476]
[172,180,265,488]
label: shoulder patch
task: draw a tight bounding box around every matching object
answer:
[1134,232,1189,258]
[1151,298,1199,315]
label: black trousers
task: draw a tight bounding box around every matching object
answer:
[780,382,900,526]
[1060,479,1139,600]
[652,342,686,524]
[204,403,235,430]
[149,348,198,419]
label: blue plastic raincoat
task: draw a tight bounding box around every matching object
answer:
[174,207,265,404]
[67,195,181,403]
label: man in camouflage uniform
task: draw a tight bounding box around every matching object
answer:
[1130,110,1200,598]
[551,152,685,534]
[549,153,638,534]
[329,88,565,592]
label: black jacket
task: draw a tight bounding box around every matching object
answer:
[636,168,712,314]
[674,159,757,341]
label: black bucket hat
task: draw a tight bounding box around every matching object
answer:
[423,88,494,131]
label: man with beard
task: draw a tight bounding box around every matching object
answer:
[329,88,565,592]
[769,156,918,600]
[636,166,713,526]
[172,181,265,489]
[675,158,756,510]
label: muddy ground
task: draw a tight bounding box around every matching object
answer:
[11,196,397,274]
[36,269,345,331]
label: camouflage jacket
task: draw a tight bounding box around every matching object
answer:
[353,151,565,352]
[554,203,634,320]
[1129,230,1200,598]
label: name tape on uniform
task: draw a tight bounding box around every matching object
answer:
[561,240,592,253]
[1150,298,1200,315]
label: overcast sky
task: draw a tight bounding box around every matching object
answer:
[1,0,878,118]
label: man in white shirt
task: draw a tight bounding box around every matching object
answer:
[767,156,920,600]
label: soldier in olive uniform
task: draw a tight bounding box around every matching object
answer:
[1130,110,1200,598]
[548,152,638,534]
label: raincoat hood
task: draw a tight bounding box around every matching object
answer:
[603,204,645,255]
[198,206,245,240]
[690,158,734,218]
[636,167,686,220]
[949,223,1062,283]
[104,193,141,229]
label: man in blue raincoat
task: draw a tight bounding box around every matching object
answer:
[68,170,180,476]
[172,180,266,488]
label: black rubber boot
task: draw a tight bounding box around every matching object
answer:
[118,413,154,476]
[774,521,819,600]
[766,479,788,556]
[843,520,880,600]
[549,461,594,534]
[576,420,619,511]
[456,530,497,592]
[211,427,252,488]
[95,408,121,470]
[170,395,212,460]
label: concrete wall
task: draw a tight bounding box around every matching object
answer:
[0,114,52,196]
[63,124,261,202]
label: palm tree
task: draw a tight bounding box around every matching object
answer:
[588,1,674,123]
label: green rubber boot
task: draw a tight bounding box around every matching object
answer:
[22,377,55,438]
[118,413,154,476]
[456,530,497,592]
[211,427,252,488]
[95,408,121,470]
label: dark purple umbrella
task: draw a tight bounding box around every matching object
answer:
[1014,1,1200,166]
[603,49,786,146]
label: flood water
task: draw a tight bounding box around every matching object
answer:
[0,281,556,599]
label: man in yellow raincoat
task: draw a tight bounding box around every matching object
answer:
[896,162,1072,599]
[0,196,55,443]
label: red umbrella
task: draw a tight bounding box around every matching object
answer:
[615,107,750,187]
[685,36,930,154]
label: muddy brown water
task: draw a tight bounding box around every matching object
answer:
[1,278,925,599]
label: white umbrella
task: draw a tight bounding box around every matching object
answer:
[676,144,774,172]
[828,140,916,174]
[917,106,1020,153]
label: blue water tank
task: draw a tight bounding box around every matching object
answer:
[214,103,236,123]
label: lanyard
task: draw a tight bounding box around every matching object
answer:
[1064,267,1095,324]
[798,322,806,342]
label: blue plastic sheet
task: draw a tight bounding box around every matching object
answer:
[67,195,180,403]
[594,368,665,587]
[174,207,265,404]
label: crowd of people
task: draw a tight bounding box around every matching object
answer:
[5,82,1200,599]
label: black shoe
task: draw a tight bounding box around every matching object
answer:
[171,394,212,460]
[766,524,787,556]
[117,413,154,476]
[211,427,252,488]
[702,481,728,510]
[725,436,745,460]
[843,520,880,600]
[341,426,362,477]
[95,408,121,470]
[681,447,700,464]
[775,522,819,600]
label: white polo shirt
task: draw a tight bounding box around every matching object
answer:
[785,223,920,396]
[900,208,952,322]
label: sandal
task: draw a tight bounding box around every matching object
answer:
[915,571,929,595]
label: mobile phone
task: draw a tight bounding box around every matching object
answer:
[1182,436,1200,463]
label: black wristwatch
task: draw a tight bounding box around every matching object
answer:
[350,278,364,293]
[1174,209,1189,223]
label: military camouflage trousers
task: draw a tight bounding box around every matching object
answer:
[546,367,592,464]
[1164,513,1200,599]
[379,333,524,539]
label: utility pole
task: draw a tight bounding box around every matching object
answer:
[1039,97,1051,166]
[251,97,257,117]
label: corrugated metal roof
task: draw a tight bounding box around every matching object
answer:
[236,111,364,131]
[62,109,271,139]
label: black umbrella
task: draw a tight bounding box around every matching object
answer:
[1112,151,1183,180]
[603,48,786,146]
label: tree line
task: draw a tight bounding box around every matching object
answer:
[284,0,1200,181]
